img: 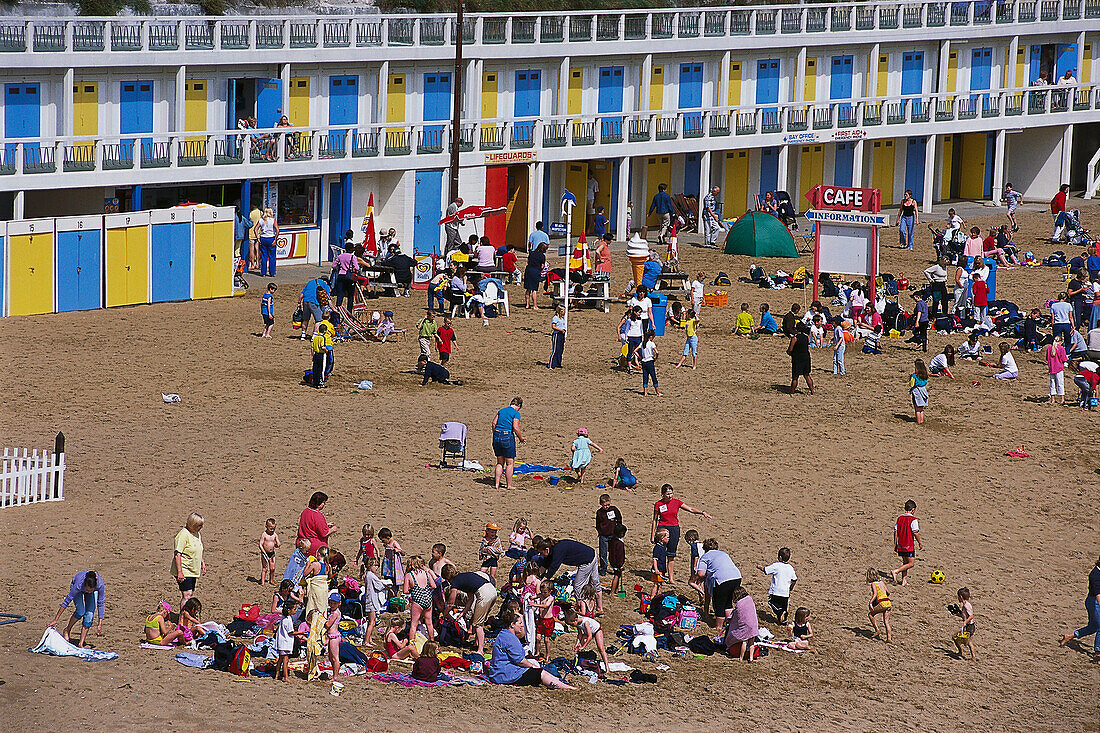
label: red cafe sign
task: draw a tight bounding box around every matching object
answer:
[804,184,881,213]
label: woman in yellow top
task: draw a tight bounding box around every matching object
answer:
[866,568,893,642]
[172,513,205,606]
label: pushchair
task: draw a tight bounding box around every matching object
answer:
[774,191,799,230]
[439,422,467,468]
[929,224,966,264]
[1063,209,1093,247]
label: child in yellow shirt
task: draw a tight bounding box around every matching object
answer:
[310,324,329,388]
[675,309,700,369]
[733,302,755,336]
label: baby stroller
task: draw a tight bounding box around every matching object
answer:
[439,422,467,468]
[929,224,966,264]
[1063,209,1093,247]
[774,191,799,230]
[233,256,249,290]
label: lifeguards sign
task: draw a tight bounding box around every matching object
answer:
[803,185,883,301]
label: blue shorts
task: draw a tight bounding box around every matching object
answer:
[493,431,516,459]
[683,335,698,356]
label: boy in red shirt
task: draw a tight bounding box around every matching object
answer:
[501,245,519,284]
[970,273,989,323]
[891,499,923,586]
[437,317,457,365]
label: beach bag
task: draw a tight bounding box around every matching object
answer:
[236,604,261,622]
[484,304,498,319]
[713,272,731,286]
[365,650,389,673]
[229,646,251,677]
[292,304,304,329]
[211,642,238,671]
[885,279,899,296]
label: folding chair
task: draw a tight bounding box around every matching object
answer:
[439,422,467,468]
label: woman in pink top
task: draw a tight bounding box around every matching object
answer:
[963,226,984,266]
[1047,335,1069,405]
[297,491,337,555]
[594,234,612,275]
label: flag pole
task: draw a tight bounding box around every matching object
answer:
[564,208,572,326]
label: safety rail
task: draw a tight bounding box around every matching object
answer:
[0,84,1094,185]
[0,1,1094,56]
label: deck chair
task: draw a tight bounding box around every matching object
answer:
[334,305,370,341]
[439,422,467,468]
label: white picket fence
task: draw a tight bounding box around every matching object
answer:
[1,447,66,507]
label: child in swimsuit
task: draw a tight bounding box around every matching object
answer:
[951,587,977,661]
[384,615,415,660]
[324,592,344,695]
[787,606,817,652]
[564,608,612,676]
[145,601,180,645]
[355,523,376,581]
[866,569,893,642]
[532,580,557,660]
[402,555,437,642]
[479,523,503,580]
[258,518,281,587]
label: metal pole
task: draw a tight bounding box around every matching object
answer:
[564,209,572,326]
[448,1,464,202]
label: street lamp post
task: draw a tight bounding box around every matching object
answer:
[449,1,465,202]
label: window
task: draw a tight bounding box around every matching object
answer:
[277,179,318,226]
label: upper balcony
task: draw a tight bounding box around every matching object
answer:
[0,0,1096,69]
[1,83,1094,190]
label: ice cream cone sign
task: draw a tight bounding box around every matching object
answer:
[571,231,590,273]
[627,233,650,285]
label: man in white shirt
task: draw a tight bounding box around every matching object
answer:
[586,175,599,217]
[690,274,705,314]
[689,539,742,633]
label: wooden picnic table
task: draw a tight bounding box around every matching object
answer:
[552,279,612,313]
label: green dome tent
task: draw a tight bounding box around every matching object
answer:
[723,212,799,258]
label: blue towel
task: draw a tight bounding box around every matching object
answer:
[174,651,211,668]
[512,463,565,475]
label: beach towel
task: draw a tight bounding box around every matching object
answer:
[175,651,212,668]
[512,463,565,475]
[757,639,806,653]
[31,628,119,661]
[139,642,176,650]
[370,672,487,687]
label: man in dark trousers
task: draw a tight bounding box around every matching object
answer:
[647,182,676,244]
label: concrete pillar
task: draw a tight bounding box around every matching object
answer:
[175,66,186,132]
[637,156,648,236]
[641,54,653,111]
[852,139,865,186]
[696,150,712,232]
[531,161,545,235]
[617,157,630,239]
[719,51,731,106]
[795,48,806,104]
[377,61,389,123]
[280,63,290,118]
[869,43,880,97]
[63,68,74,137]
[923,134,936,213]
[1062,124,1074,184]
[778,145,790,192]
[991,129,1007,205]
[1005,36,1019,89]
[938,40,951,92]
[469,59,482,121]
[1078,31,1087,81]
[558,57,570,116]
[13,190,25,220]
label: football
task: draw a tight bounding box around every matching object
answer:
[930,569,945,584]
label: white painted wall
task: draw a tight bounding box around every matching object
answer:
[1006,124,1064,201]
